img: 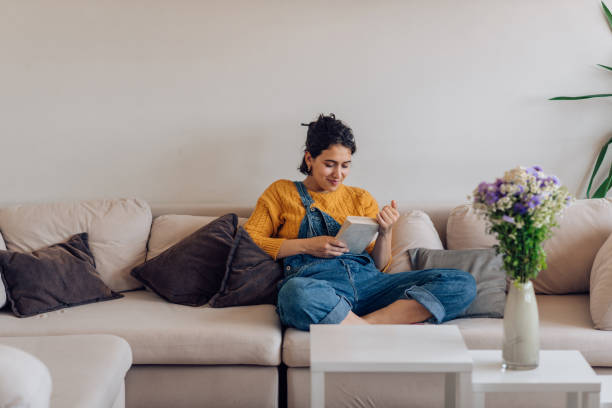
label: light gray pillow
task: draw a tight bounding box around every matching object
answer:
[408,248,506,318]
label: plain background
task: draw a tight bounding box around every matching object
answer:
[1,0,611,209]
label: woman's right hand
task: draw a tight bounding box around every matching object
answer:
[304,236,349,258]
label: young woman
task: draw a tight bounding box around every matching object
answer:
[244,114,476,331]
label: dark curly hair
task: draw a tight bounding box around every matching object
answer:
[298,113,356,175]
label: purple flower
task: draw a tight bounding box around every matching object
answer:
[485,191,500,205]
[528,195,542,209]
[526,167,537,177]
[533,165,543,172]
[502,215,516,224]
[513,202,528,215]
[477,182,489,194]
[495,178,503,188]
[550,176,560,186]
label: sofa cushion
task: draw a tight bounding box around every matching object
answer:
[131,214,238,306]
[0,335,131,408]
[0,198,152,291]
[0,343,52,408]
[0,231,5,309]
[447,199,612,294]
[281,294,611,367]
[387,210,444,274]
[408,247,506,318]
[0,233,122,317]
[590,232,612,330]
[146,214,249,261]
[0,290,282,366]
[209,226,283,307]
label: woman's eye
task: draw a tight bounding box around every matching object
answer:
[325,164,333,168]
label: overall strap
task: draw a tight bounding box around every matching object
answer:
[293,181,314,210]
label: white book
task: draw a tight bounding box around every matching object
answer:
[335,216,379,254]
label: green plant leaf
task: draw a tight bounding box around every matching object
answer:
[587,136,612,198]
[549,94,612,100]
[598,64,612,71]
[603,1,612,30]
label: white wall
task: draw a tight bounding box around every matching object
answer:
[1,0,610,209]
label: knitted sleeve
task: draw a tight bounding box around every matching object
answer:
[243,183,286,259]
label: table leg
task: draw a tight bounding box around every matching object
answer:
[472,392,485,408]
[311,371,325,408]
[582,391,600,408]
[566,392,579,408]
[445,372,471,408]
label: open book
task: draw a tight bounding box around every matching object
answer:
[335,216,379,254]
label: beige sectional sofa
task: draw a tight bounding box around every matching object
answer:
[0,198,611,408]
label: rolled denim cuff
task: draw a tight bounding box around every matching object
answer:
[318,296,352,325]
[403,286,445,324]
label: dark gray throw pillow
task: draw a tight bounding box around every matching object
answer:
[0,233,122,318]
[408,247,506,318]
[131,213,238,306]
[209,227,283,307]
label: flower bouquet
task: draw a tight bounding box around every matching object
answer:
[472,166,571,284]
[472,166,571,369]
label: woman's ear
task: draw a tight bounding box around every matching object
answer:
[304,152,313,167]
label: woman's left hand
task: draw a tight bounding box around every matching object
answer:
[377,200,400,236]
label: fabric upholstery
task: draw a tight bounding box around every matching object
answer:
[408,247,506,318]
[0,343,52,408]
[386,210,444,274]
[0,335,131,408]
[0,233,122,317]
[282,294,611,367]
[126,365,278,408]
[590,232,612,330]
[146,215,218,261]
[0,199,152,291]
[146,214,248,261]
[0,290,282,366]
[0,231,6,309]
[131,214,238,306]
[446,199,612,294]
[209,226,283,307]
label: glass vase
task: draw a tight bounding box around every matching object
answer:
[502,279,539,370]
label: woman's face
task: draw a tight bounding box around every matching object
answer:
[304,144,352,192]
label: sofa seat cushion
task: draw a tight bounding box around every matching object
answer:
[0,343,52,408]
[0,334,131,408]
[282,294,612,367]
[0,290,282,366]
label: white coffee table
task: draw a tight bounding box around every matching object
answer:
[309,324,473,408]
[470,350,601,408]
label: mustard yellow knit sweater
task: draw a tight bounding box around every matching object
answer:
[244,179,380,260]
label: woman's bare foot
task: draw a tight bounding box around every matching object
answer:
[362,299,432,324]
[340,310,369,325]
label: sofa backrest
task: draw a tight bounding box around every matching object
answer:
[0,199,152,291]
[446,198,612,294]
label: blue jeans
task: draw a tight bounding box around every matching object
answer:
[276,255,476,331]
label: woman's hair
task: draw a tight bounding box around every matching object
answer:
[298,113,356,175]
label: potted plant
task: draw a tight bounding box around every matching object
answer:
[550,1,612,198]
[472,166,571,369]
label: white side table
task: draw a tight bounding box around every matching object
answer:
[310,325,473,408]
[600,376,612,408]
[470,350,601,408]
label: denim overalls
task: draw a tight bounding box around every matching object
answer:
[276,181,476,331]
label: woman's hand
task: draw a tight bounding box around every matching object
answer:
[377,200,400,236]
[305,236,349,258]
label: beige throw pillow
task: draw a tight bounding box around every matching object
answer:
[147,214,248,261]
[386,210,444,274]
[446,204,497,250]
[590,232,612,330]
[447,199,612,294]
[0,198,152,291]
